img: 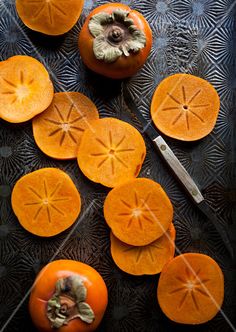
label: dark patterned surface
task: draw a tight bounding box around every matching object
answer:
[0,0,236,331]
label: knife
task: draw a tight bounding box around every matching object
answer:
[122,85,234,258]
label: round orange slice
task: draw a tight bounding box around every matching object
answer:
[151,74,220,141]
[110,223,176,275]
[104,178,173,246]
[157,253,224,324]
[11,168,81,237]
[16,0,84,36]
[0,55,54,123]
[77,118,146,188]
[32,92,99,160]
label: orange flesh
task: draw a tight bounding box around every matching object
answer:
[0,55,54,123]
[77,118,146,188]
[104,178,173,245]
[11,168,81,237]
[110,223,176,275]
[151,74,220,141]
[32,92,99,160]
[157,253,224,324]
[16,0,84,36]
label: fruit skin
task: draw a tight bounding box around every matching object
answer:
[29,260,108,332]
[78,3,152,79]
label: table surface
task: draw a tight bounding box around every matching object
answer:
[0,0,236,331]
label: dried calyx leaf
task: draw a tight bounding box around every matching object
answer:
[47,275,95,329]
[88,9,146,63]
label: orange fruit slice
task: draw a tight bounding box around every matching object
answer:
[157,253,224,324]
[0,55,54,123]
[151,74,220,141]
[11,168,81,237]
[16,0,84,36]
[77,118,146,188]
[32,92,99,160]
[110,223,176,275]
[104,178,173,246]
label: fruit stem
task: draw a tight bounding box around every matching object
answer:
[47,275,95,328]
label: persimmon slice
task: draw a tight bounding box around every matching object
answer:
[151,74,220,141]
[0,55,54,123]
[110,223,175,276]
[157,253,224,325]
[32,92,99,160]
[11,168,81,237]
[104,178,173,245]
[77,118,146,188]
[16,0,84,36]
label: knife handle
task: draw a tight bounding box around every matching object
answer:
[153,136,204,204]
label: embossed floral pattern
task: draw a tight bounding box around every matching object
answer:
[0,18,29,58]
[0,0,235,330]
[177,0,220,26]
[135,0,180,25]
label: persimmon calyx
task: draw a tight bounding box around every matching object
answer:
[47,275,95,328]
[88,9,146,63]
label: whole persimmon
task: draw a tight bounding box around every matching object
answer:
[78,3,152,79]
[29,260,108,332]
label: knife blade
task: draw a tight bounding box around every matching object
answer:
[122,86,234,258]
